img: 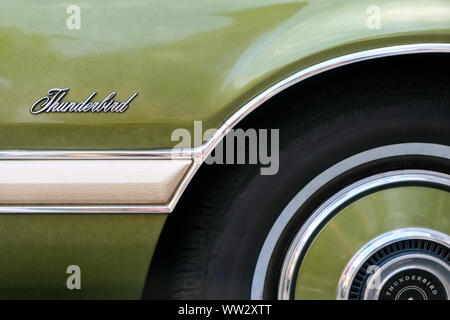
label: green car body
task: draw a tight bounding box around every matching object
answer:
[1,0,449,150]
[0,0,448,299]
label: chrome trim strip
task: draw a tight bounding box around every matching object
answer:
[0,150,193,160]
[198,43,450,159]
[0,43,449,214]
[337,228,450,300]
[0,205,172,214]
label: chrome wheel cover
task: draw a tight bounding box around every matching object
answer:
[338,228,450,300]
[278,170,450,299]
[251,143,450,300]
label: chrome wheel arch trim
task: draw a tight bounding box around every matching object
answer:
[251,143,450,300]
[336,228,450,300]
[197,43,450,160]
[0,43,449,215]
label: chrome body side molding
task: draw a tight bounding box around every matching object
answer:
[1,43,449,214]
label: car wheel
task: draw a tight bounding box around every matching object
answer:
[155,78,450,300]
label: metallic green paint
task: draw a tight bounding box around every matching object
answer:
[0,0,449,150]
[0,0,449,300]
[0,214,166,299]
[294,186,450,300]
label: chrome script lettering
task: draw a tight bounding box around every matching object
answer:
[31,88,138,114]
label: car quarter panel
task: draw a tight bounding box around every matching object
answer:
[0,214,166,299]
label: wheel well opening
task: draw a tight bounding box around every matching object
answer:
[143,52,449,299]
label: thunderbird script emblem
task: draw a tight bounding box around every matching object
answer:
[31,88,138,114]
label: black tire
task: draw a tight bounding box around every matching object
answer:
[145,55,450,299]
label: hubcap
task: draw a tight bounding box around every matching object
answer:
[337,228,450,300]
[277,170,450,300]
